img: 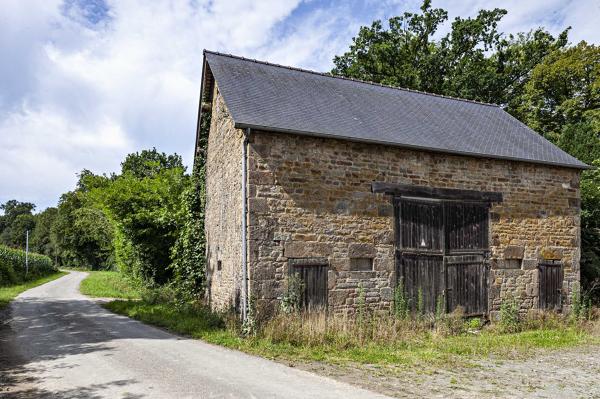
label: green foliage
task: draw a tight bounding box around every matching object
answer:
[416,287,424,316]
[435,294,445,321]
[280,274,305,314]
[579,160,600,296]
[121,147,185,178]
[105,299,224,337]
[0,200,36,248]
[394,278,409,319]
[571,282,583,321]
[0,244,56,286]
[52,187,114,270]
[521,42,600,141]
[332,0,568,106]
[557,121,600,165]
[168,112,211,300]
[466,317,482,330]
[30,207,58,258]
[169,162,206,301]
[93,165,188,284]
[499,296,521,333]
[357,283,367,323]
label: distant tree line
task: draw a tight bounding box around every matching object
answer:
[0,136,208,300]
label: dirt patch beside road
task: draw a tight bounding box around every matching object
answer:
[293,344,600,398]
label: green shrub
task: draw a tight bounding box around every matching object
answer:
[280,274,304,314]
[499,296,521,333]
[0,244,56,286]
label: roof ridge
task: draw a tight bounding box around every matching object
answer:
[203,49,500,108]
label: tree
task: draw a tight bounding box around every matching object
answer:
[31,207,58,258]
[96,169,188,284]
[332,1,568,106]
[52,172,115,269]
[0,200,36,248]
[580,161,600,294]
[520,42,600,141]
[121,148,185,178]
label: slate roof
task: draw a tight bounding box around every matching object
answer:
[202,50,588,169]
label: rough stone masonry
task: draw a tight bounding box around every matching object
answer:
[205,85,581,319]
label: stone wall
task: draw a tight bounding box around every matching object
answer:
[245,130,581,317]
[205,85,244,311]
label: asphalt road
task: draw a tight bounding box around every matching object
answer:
[0,271,389,399]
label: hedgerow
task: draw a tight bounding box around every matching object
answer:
[0,244,56,286]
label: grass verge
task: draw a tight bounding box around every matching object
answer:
[80,271,141,299]
[0,272,67,309]
[104,300,597,368]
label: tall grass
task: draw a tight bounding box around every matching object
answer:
[260,309,469,348]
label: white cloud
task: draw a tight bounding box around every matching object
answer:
[0,107,131,208]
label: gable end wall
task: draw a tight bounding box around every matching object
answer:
[205,85,244,311]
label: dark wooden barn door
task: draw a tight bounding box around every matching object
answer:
[539,262,563,310]
[397,200,444,313]
[397,199,489,315]
[290,262,328,311]
[444,203,489,315]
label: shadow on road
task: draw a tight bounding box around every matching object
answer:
[0,296,175,398]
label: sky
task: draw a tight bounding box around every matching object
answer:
[1,0,599,211]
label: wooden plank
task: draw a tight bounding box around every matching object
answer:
[372,182,503,203]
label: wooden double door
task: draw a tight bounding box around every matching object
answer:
[396,199,490,316]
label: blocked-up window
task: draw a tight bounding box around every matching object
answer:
[349,258,373,271]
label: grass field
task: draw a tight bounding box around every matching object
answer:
[0,272,67,309]
[105,299,597,368]
[80,271,141,299]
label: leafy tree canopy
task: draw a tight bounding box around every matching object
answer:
[332,0,569,108]
[121,148,185,179]
[0,200,36,248]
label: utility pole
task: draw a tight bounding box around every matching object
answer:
[25,230,29,277]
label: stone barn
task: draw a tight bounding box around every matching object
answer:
[195,50,588,320]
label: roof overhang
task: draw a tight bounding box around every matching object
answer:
[236,122,592,171]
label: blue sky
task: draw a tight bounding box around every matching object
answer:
[1,0,599,210]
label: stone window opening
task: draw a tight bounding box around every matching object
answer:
[349,257,373,272]
[217,260,222,271]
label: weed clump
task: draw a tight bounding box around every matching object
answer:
[499,296,521,333]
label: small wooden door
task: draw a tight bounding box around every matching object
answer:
[539,262,563,310]
[446,254,488,315]
[290,262,328,311]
